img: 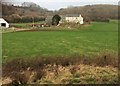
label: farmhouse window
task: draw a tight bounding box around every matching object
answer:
[1,23,6,27]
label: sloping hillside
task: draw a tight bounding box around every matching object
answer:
[57,4,119,21]
[2,4,52,17]
[1,3,119,23]
[1,3,53,23]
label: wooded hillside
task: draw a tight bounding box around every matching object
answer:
[1,3,119,23]
[1,2,53,23]
[57,4,119,21]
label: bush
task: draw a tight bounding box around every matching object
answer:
[52,14,61,25]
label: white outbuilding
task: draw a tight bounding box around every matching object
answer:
[0,18,9,28]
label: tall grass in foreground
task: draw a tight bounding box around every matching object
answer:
[2,52,118,85]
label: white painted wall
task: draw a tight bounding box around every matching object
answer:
[65,14,84,24]
[0,18,9,28]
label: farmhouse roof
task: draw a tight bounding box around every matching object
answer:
[0,18,8,23]
[66,14,80,17]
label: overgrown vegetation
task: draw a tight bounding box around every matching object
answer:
[2,54,118,85]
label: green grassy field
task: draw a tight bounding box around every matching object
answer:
[2,21,118,61]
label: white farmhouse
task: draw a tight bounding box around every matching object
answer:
[0,18,9,28]
[65,14,84,24]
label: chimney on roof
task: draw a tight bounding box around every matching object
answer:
[79,14,82,17]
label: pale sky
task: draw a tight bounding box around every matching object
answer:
[1,0,119,10]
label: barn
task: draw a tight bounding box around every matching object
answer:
[0,18,9,28]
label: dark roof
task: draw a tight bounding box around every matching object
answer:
[65,14,80,17]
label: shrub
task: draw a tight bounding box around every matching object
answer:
[52,14,61,25]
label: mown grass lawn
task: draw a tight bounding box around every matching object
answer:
[2,21,118,61]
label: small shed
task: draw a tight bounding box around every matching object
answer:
[0,18,9,28]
